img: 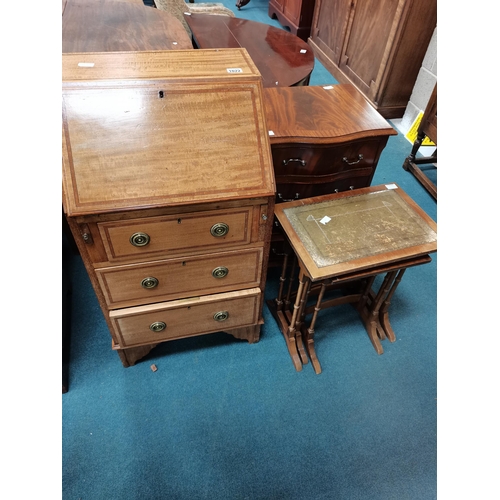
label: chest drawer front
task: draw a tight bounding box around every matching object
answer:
[272,141,381,176]
[96,247,263,308]
[98,207,253,261]
[109,288,261,348]
[275,174,373,202]
[271,141,383,202]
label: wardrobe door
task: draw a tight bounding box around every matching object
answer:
[282,0,300,24]
[311,0,351,65]
[338,0,403,100]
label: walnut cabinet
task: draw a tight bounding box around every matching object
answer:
[62,49,276,367]
[308,0,437,118]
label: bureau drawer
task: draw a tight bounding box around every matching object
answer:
[96,247,263,308]
[98,207,253,261]
[109,288,261,348]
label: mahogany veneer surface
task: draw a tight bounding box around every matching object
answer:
[62,50,274,216]
[264,85,397,144]
[263,84,397,215]
[184,13,315,87]
[62,0,192,52]
[308,0,437,118]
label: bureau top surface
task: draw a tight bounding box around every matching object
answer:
[62,50,275,217]
[62,49,261,82]
[263,85,397,144]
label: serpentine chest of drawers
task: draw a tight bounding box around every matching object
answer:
[62,49,276,367]
[263,84,397,203]
[263,84,397,261]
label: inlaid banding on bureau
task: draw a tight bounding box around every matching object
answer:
[96,247,263,308]
[98,207,252,261]
[109,288,261,348]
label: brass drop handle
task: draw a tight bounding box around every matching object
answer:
[149,321,166,332]
[210,223,229,237]
[213,311,229,322]
[282,158,306,166]
[130,232,150,247]
[141,277,159,289]
[212,267,229,279]
[342,154,363,165]
[277,193,300,202]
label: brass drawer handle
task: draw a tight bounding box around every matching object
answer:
[282,158,306,166]
[141,277,159,289]
[210,223,229,237]
[277,193,300,202]
[150,321,166,332]
[212,266,229,279]
[213,311,229,322]
[130,232,150,247]
[342,154,364,165]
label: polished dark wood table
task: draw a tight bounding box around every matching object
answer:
[184,13,315,87]
[62,0,193,52]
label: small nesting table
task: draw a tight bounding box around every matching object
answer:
[269,184,437,374]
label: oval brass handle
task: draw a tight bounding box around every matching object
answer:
[342,154,363,165]
[130,232,150,247]
[282,158,306,166]
[212,266,229,279]
[213,311,229,322]
[141,277,159,289]
[149,321,166,332]
[210,223,229,237]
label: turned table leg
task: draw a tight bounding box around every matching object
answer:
[274,250,290,314]
[303,280,328,374]
[379,269,406,342]
[361,268,407,349]
[284,254,297,313]
[358,273,399,354]
[294,277,311,365]
[283,269,308,371]
[357,276,384,354]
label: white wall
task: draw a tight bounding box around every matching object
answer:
[398,27,437,134]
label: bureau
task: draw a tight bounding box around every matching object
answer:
[62,49,276,367]
[263,84,397,259]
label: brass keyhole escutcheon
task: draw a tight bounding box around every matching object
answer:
[213,311,229,322]
[212,267,229,279]
[210,223,229,237]
[141,277,159,289]
[150,321,166,332]
[130,232,150,247]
